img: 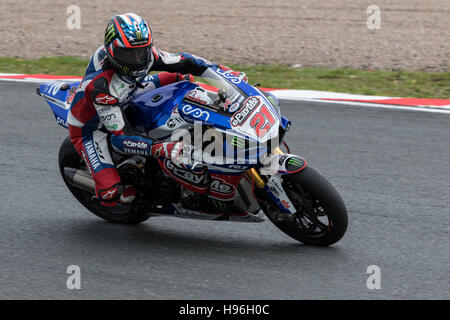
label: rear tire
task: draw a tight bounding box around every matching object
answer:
[262,166,348,246]
[58,136,151,224]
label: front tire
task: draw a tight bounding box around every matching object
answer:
[262,166,348,246]
[58,136,151,224]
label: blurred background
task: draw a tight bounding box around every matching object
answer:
[0,0,448,71]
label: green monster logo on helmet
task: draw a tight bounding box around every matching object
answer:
[136,30,143,41]
[104,24,116,45]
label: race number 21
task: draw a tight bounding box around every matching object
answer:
[250,105,275,138]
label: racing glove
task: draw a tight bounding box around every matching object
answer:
[183,74,194,82]
[150,141,184,162]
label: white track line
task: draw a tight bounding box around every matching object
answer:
[283,97,450,114]
[0,78,81,83]
[1,76,449,114]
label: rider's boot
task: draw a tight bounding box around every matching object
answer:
[98,184,136,210]
[118,185,136,204]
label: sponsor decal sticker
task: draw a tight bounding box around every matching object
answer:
[101,188,118,200]
[288,157,303,166]
[166,119,177,129]
[166,117,184,129]
[231,96,260,127]
[106,123,118,130]
[94,141,106,161]
[104,24,116,44]
[210,179,234,195]
[123,140,149,149]
[184,89,210,106]
[181,104,210,122]
[95,93,118,105]
[165,159,209,186]
[121,140,150,156]
[165,106,184,129]
[223,98,233,111]
[84,140,101,171]
[278,154,288,166]
[100,114,117,122]
[65,86,77,105]
[228,102,240,113]
[284,157,305,172]
[216,67,242,84]
[281,200,291,209]
[56,116,68,128]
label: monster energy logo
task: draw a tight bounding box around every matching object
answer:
[231,136,244,148]
[122,66,130,73]
[267,95,278,107]
[105,24,116,43]
[136,31,142,40]
[287,158,302,166]
[211,199,228,212]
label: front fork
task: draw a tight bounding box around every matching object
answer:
[246,147,307,214]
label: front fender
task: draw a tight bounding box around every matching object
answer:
[260,153,307,175]
[277,154,307,175]
[249,153,307,214]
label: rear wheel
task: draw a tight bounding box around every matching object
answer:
[261,166,348,246]
[58,136,151,224]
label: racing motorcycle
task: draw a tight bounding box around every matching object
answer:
[37,66,348,246]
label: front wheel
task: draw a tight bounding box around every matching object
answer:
[261,166,348,246]
[58,136,151,224]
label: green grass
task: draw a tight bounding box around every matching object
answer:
[231,65,450,99]
[1,57,448,98]
[0,57,89,77]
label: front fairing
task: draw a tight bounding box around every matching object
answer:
[125,67,283,168]
[127,67,281,139]
[198,67,282,144]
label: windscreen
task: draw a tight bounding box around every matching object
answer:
[195,68,247,103]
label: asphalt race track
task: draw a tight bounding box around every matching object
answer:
[0,81,449,299]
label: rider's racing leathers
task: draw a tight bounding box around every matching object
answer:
[68,45,215,205]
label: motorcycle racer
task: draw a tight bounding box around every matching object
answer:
[68,13,245,208]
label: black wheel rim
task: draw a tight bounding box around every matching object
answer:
[279,179,332,237]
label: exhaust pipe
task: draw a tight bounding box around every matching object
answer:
[63,167,95,193]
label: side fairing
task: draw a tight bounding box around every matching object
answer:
[39,81,80,128]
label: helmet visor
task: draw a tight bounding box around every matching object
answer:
[113,45,152,69]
